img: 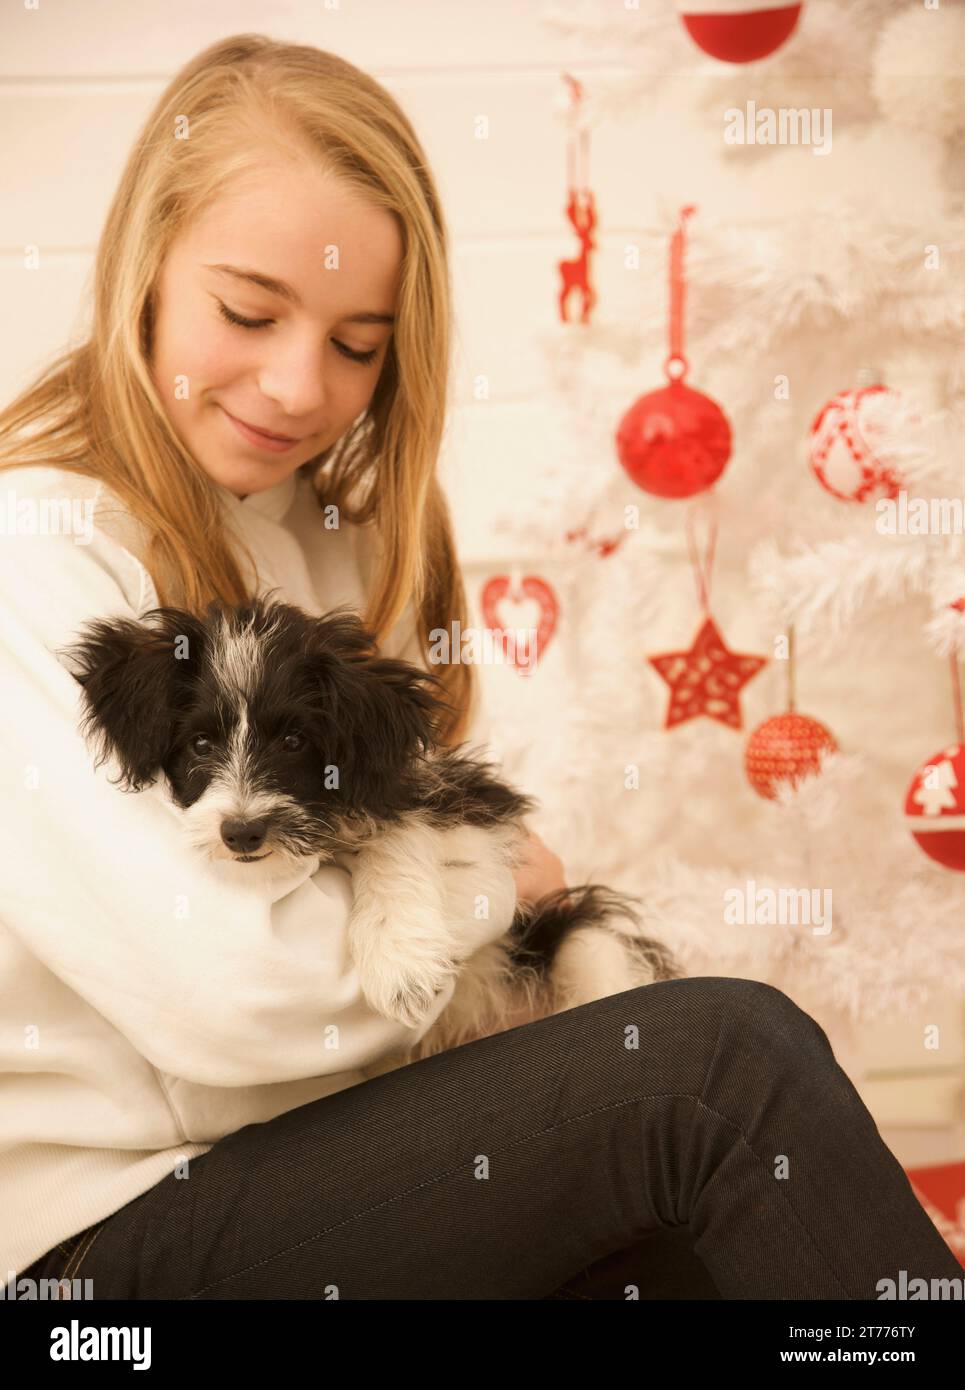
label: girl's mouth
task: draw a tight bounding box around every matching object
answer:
[220,407,302,453]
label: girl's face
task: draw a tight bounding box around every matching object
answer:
[148,158,403,499]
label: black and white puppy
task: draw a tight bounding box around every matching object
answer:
[61,596,680,1067]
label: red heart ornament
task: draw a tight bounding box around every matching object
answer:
[480,575,559,675]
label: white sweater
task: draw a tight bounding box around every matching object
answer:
[0,462,515,1276]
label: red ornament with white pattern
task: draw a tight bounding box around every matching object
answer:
[808,383,904,503]
[646,504,767,731]
[745,711,838,800]
[904,744,965,872]
[675,1,804,64]
[649,613,766,729]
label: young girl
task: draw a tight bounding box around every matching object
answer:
[1,34,958,1301]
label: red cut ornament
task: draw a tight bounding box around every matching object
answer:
[808,383,904,503]
[745,712,838,799]
[480,574,559,677]
[675,1,804,64]
[904,744,965,872]
[648,613,767,730]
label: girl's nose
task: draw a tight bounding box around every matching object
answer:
[255,334,327,420]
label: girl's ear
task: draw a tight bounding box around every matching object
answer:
[58,608,207,791]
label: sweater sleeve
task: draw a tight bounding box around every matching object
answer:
[0,519,517,1091]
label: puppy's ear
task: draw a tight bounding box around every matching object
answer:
[350,653,447,756]
[302,607,449,807]
[58,607,207,791]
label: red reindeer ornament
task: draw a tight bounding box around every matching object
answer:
[558,189,597,326]
[557,74,598,327]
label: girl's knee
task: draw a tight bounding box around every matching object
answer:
[710,976,834,1062]
[641,975,833,1056]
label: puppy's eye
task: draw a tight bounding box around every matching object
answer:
[189,733,213,755]
[283,730,305,753]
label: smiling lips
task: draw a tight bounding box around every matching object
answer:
[221,406,303,451]
[246,418,298,442]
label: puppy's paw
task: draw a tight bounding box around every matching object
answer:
[358,955,455,1029]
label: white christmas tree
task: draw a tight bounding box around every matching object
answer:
[475,0,965,1032]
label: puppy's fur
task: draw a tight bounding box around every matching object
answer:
[62,596,681,1074]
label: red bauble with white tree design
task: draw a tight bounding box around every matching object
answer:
[808,384,904,503]
[745,711,838,799]
[675,1,804,65]
[904,744,965,872]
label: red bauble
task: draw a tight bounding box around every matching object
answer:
[745,712,838,799]
[616,379,732,499]
[676,1,803,64]
[904,744,965,871]
[808,384,904,503]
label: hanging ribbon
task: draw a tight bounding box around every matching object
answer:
[666,204,696,383]
[684,493,718,615]
[563,72,589,194]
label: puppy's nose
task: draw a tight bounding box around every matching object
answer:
[221,818,268,854]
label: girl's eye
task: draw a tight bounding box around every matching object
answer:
[217,300,273,331]
[189,733,213,755]
[332,340,378,366]
[217,300,379,366]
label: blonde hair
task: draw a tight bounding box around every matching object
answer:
[0,33,476,744]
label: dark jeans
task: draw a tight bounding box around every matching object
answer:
[19,977,962,1299]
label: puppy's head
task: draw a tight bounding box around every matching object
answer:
[61,596,448,872]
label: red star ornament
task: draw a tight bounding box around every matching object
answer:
[648,614,768,730]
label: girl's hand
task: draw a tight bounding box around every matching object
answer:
[512,823,567,908]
